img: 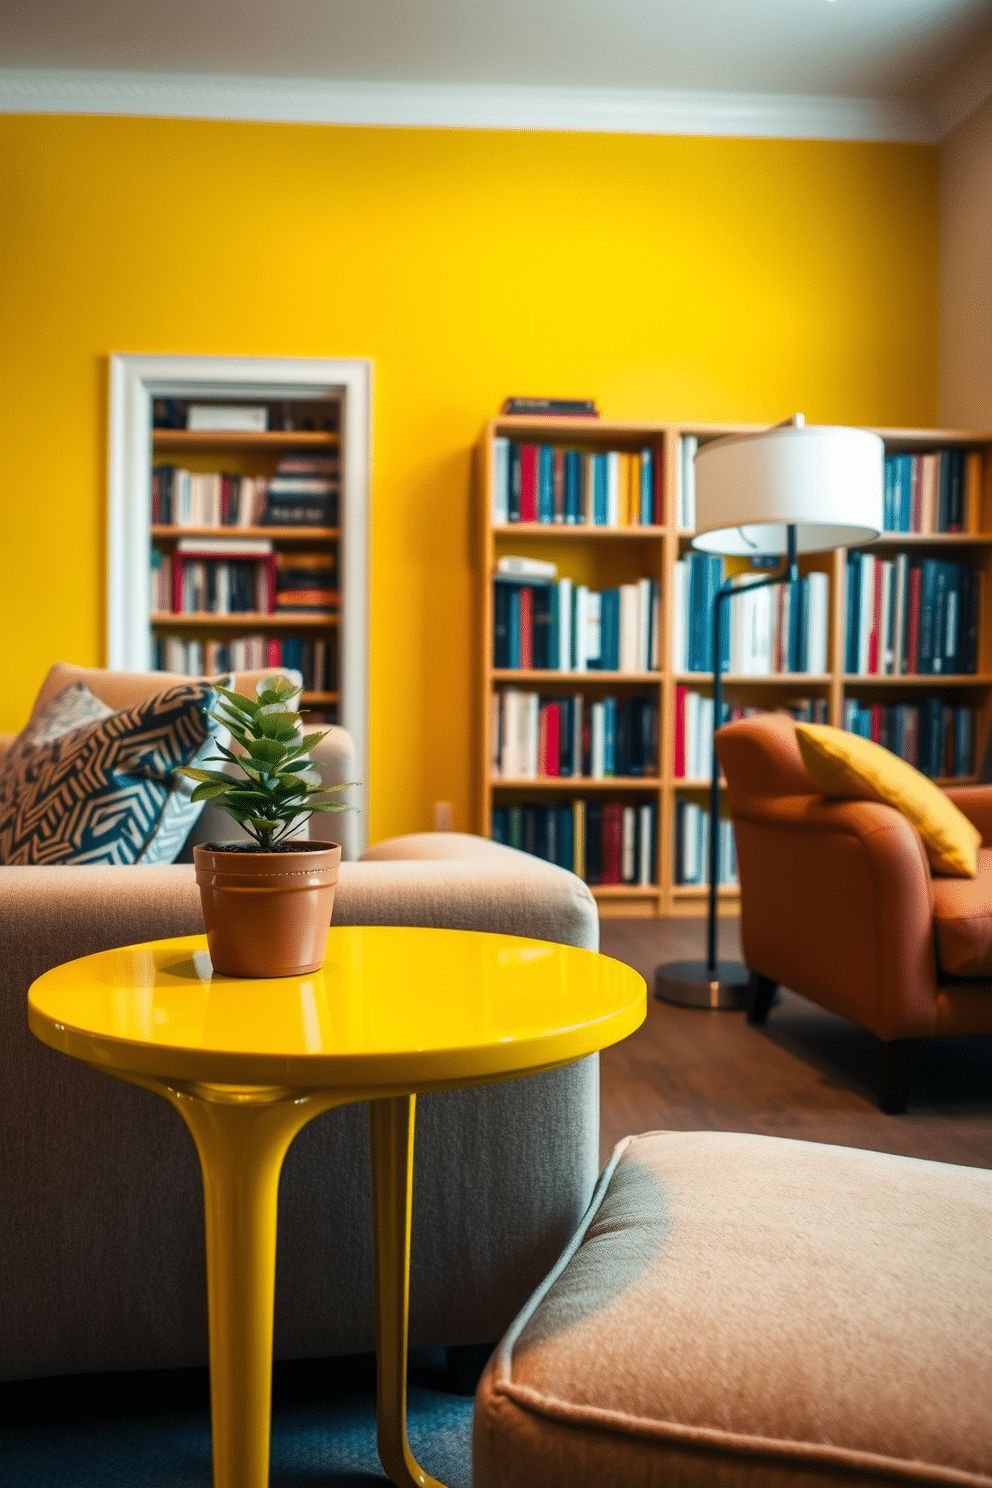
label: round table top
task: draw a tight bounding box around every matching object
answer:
[28,926,646,1091]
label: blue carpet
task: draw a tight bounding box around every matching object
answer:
[1,1387,474,1487]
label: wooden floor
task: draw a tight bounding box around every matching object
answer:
[598,917,992,1171]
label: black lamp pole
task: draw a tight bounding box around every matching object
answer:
[657,522,799,1007]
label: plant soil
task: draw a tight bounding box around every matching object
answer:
[202,840,334,854]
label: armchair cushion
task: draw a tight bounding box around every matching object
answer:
[932,848,992,975]
[795,722,980,877]
[0,681,224,866]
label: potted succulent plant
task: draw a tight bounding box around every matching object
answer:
[175,675,354,978]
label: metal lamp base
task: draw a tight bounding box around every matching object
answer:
[654,959,750,1010]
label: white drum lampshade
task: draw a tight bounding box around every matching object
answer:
[691,424,885,556]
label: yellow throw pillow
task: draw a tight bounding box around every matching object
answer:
[795,722,980,878]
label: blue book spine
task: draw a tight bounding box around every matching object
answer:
[606,589,621,671]
[788,577,801,672]
[704,556,724,674]
[548,585,559,672]
[846,554,861,674]
[508,587,522,669]
[897,454,913,532]
[797,575,810,672]
[491,809,507,844]
[688,553,705,672]
[640,448,654,525]
[538,445,554,523]
[508,444,521,522]
[942,562,961,673]
[593,455,608,525]
[883,457,894,530]
[557,805,574,871]
[603,696,617,776]
[937,453,952,532]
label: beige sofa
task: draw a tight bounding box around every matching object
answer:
[0,665,600,1383]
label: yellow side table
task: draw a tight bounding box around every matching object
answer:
[29,924,645,1488]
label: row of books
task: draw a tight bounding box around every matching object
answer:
[492,691,658,779]
[492,800,658,886]
[494,570,660,672]
[881,449,983,533]
[672,555,830,675]
[152,454,339,529]
[491,440,661,526]
[845,553,980,676]
[151,540,339,617]
[153,634,335,692]
[674,693,829,779]
[843,699,976,779]
[674,802,738,886]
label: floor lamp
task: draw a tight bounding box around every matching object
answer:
[655,416,885,1009]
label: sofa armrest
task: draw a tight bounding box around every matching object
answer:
[943,785,992,846]
[729,794,940,1040]
[349,833,599,950]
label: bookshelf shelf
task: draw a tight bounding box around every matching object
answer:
[152,430,339,452]
[152,526,339,541]
[478,415,992,916]
[152,612,337,629]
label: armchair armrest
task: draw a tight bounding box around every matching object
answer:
[728,793,940,1040]
[943,785,992,846]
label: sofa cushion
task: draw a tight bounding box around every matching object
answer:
[0,681,223,866]
[795,722,980,877]
[932,846,992,976]
[474,1130,992,1488]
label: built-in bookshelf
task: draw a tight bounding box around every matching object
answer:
[478,416,992,918]
[148,405,340,720]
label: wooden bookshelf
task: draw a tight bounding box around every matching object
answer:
[478,415,992,917]
[148,405,340,717]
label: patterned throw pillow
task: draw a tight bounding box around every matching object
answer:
[0,681,224,866]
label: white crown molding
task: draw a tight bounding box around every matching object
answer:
[0,68,935,143]
[928,33,992,139]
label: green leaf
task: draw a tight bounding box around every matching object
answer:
[246,737,289,765]
[306,801,351,812]
[173,767,235,785]
[256,675,300,700]
[189,782,233,802]
[216,687,260,719]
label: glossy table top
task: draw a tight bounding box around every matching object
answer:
[28,926,647,1091]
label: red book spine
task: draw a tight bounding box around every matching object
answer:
[868,558,882,673]
[266,638,282,668]
[544,703,560,776]
[674,685,687,778]
[172,557,184,614]
[601,803,623,884]
[519,587,533,669]
[906,567,922,673]
[870,703,882,743]
[538,705,548,775]
[151,469,160,525]
[264,553,276,613]
[519,445,538,522]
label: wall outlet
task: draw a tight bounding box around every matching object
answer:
[433,800,453,832]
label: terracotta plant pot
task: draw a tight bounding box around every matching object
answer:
[193,841,342,978]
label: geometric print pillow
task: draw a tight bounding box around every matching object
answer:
[0,681,223,866]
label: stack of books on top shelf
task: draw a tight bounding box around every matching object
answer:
[843,699,975,778]
[845,552,980,675]
[493,691,658,779]
[263,453,339,527]
[674,803,737,886]
[491,440,660,525]
[492,800,657,886]
[881,449,983,533]
[152,467,269,527]
[152,538,276,615]
[494,561,660,672]
[671,554,830,675]
[275,552,339,615]
[153,635,334,692]
[673,693,829,779]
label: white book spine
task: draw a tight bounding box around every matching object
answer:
[892,553,908,677]
[524,693,539,779]
[637,578,651,672]
[682,436,698,531]
[684,802,700,882]
[492,437,509,524]
[807,571,829,674]
[685,691,700,778]
[858,555,874,675]
[698,696,714,780]
[585,454,597,526]
[573,586,587,671]
[586,592,602,670]
[650,581,660,671]
[558,579,572,671]
[880,560,894,674]
[638,803,653,886]
[606,452,620,527]
[620,807,634,883]
[591,701,606,779]
[619,584,639,673]
[672,560,688,672]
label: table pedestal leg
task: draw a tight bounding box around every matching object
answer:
[369,1095,447,1488]
[168,1088,321,1488]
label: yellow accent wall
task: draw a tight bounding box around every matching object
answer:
[0,115,938,843]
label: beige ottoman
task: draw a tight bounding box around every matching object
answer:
[474,1131,992,1488]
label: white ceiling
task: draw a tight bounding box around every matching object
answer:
[2,0,992,141]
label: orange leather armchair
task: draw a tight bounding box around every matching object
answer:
[715,712,992,1113]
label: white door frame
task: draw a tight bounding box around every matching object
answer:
[107,353,371,852]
